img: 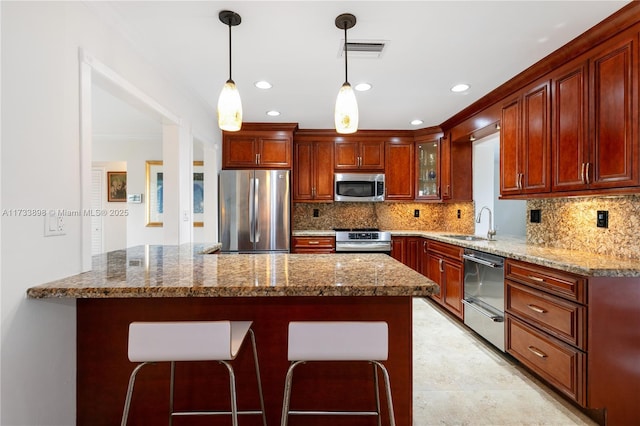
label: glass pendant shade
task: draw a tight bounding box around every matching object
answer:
[334,82,358,134]
[217,79,243,132]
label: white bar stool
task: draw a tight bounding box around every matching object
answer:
[121,321,267,426]
[281,321,396,426]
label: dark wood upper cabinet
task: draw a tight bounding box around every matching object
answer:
[552,59,589,192]
[293,139,334,202]
[500,79,551,197]
[335,139,384,170]
[589,33,638,189]
[385,139,414,200]
[222,123,297,169]
[552,31,638,193]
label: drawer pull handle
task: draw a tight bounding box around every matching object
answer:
[527,346,548,358]
[528,275,545,283]
[308,241,320,245]
[527,304,547,314]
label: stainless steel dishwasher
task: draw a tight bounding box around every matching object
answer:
[462,249,505,351]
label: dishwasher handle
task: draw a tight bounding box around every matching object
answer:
[463,253,503,269]
[462,299,504,322]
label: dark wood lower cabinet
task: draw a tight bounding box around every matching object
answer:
[77,296,413,426]
[423,240,464,320]
[506,258,640,425]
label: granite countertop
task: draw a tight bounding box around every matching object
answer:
[26,244,437,299]
[292,230,640,277]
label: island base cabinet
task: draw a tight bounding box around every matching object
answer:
[76,296,413,426]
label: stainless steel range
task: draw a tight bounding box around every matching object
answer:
[334,228,392,254]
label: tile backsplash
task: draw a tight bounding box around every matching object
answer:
[527,195,640,260]
[293,202,475,234]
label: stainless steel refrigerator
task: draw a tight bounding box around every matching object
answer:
[219,169,290,252]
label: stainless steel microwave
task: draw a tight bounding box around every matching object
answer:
[334,173,385,202]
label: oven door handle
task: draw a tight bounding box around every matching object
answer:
[335,242,391,252]
[462,299,504,322]
[463,254,503,269]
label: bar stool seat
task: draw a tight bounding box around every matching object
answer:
[121,321,266,426]
[281,321,396,426]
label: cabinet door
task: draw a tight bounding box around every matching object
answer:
[443,259,464,319]
[385,140,414,200]
[360,140,385,170]
[440,135,452,199]
[406,237,421,272]
[500,97,521,195]
[293,141,313,201]
[425,252,443,304]
[390,236,406,264]
[521,80,551,193]
[313,141,335,200]
[222,136,257,168]
[334,141,359,169]
[258,137,291,168]
[552,60,589,192]
[589,35,638,189]
[415,140,440,200]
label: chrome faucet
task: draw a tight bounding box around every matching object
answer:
[476,206,496,241]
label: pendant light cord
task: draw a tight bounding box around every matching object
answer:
[228,22,232,81]
[343,23,348,85]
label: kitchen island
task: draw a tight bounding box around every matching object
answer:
[27,245,437,426]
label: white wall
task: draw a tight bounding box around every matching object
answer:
[1,2,217,424]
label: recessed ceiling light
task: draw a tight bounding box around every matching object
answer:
[451,83,470,93]
[266,110,280,117]
[255,80,272,89]
[354,82,372,91]
[410,119,424,126]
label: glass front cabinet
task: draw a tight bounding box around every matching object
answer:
[415,138,441,200]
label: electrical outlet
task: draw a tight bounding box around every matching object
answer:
[313,209,319,217]
[457,209,461,219]
[414,209,420,218]
[530,209,541,223]
[44,210,65,237]
[597,210,608,228]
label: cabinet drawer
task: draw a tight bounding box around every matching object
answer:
[427,240,463,261]
[505,259,585,303]
[506,315,586,405]
[506,280,586,349]
[292,237,335,253]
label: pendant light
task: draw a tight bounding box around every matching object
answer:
[334,13,358,134]
[217,10,242,132]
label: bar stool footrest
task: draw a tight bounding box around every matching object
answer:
[289,410,380,416]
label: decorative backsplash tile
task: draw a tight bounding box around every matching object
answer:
[293,202,475,234]
[527,195,640,260]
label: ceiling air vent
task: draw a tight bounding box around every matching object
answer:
[339,40,388,58]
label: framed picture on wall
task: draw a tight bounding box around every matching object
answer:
[193,161,204,227]
[107,171,127,202]
[145,161,204,228]
[145,161,163,227]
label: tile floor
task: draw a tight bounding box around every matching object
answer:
[412,297,596,426]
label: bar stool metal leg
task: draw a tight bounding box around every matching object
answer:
[281,360,305,426]
[249,329,268,426]
[373,363,382,426]
[121,361,151,426]
[372,360,396,426]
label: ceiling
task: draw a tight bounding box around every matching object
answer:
[87,1,630,136]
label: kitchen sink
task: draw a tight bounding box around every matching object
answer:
[443,234,487,241]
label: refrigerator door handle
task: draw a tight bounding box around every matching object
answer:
[254,178,260,242]
[249,177,255,243]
